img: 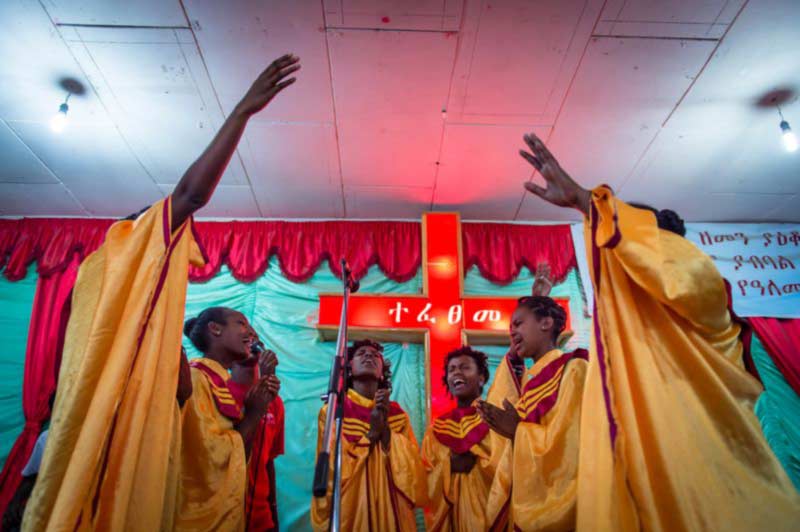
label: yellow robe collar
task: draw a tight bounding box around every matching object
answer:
[346,388,376,408]
[525,348,563,382]
[194,357,230,381]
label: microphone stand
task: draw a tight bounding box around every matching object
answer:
[312,258,359,532]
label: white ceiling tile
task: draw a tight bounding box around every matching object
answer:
[183,0,334,123]
[61,26,247,186]
[765,195,800,222]
[337,115,442,188]
[0,183,85,216]
[328,29,456,117]
[596,0,747,39]
[9,120,164,216]
[705,192,798,222]
[593,21,726,39]
[446,0,603,125]
[433,124,551,219]
[517,36,716,223]
[620,113,800,200]
[344,185,432,218]
[323,0,463,31]
[0,2,106,124]
[0,120,57,183]
[46,0,187,27]
[239,121,343,217]
[618,0,800,215]
[604,0,738,24]
[620,183,799,223]
[159,184,261,218]
[328,29,457,190]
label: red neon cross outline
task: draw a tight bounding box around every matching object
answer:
[317,213,570,420]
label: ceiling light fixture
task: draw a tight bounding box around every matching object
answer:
[776,104,797,153]
[50,93,71,134]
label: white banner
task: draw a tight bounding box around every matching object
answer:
[686,223,800,318]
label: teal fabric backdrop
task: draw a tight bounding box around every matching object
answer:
[0,269,37,463]
[182,257,589,531]
[1,258,798,531]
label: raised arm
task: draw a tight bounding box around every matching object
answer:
[170,54,300,231]
[519,133,729,329]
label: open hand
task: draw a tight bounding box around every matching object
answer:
[519,133,591,215]
[244,375,276,414]
[235,54,300,117]
[265,374,280,401]
[477,399,520,440]
[258,350,278,377]
[531,262,553,297]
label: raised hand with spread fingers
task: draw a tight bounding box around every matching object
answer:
[519,132,591,216]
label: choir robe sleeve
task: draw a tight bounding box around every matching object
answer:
[385,414,426,509]
[422,427,496,531]
[23,198,204,532]
[481,350,525,532]
[175,369,246,532]
[589,186,733,341]
[486,351,522,406]
[577,186,800,532]
[311,405,425,532]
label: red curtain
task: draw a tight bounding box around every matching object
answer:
[749,317,800,396]
[1,219,113,281]
[189,220,423,283]
[0,219,577,285]
[0,255,79,517]
[462,223,576,284]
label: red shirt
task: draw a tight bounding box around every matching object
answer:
[229,382,285,530]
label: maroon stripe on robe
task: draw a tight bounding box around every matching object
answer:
[432,406,489,455]
[342,393,406,442]
[520,349,588,424]
[590,196,619,445]
[190,360,244,421]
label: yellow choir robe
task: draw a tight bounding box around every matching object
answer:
[421,405,497,531]
[311,388,425,531]
[176,358,246,531]
[486,349,588,531]
[23,197,205,531]
[578,186,800,531]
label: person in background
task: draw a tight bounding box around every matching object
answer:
[2,394,55,532]
[422,346,496,531]
[478,294,588,531]
[311,339,425,531]
[177,307,278,532]
[229,328,285,532]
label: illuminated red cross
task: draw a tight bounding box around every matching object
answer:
[317,213,570,421]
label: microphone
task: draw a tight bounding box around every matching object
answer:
[250,339,266,356]
[341,258,360,294]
